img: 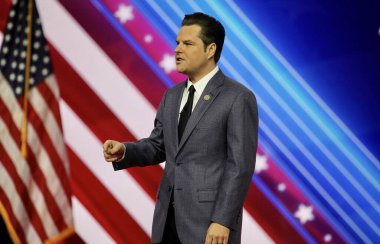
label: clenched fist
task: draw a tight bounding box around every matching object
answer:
[103,140,125,162]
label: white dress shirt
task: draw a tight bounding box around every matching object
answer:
[178,66,219,121]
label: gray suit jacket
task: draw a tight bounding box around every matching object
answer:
[113,70,258,244]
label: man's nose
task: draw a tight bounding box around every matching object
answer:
[175,43,182,53]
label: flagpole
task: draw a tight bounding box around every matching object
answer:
[20,0,34,158]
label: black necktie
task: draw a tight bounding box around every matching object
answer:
[178,85,195,142]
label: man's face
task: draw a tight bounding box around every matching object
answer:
[175,25,211,79]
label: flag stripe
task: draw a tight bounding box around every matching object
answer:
[26,87,72,200]
[24,105,71,230]
[28,85,72,201]
[32,76,69,174]
[0,0,11,32]
[0,112,60,239]
[0,109,68,235]
[0,78,71,231]
[68,146,151,243]
[0,177,33,244]
[71,197,114,244]
[0,125,47,241]
[0,199,23,244]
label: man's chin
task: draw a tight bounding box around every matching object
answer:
[176,67,187,75]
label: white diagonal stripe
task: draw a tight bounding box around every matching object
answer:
[29,75,69,175]
[0,163,41,244]
[36,0,156,140]
[38,75,69,174]
[60,101,155,235]
[72,197,114,244]
[242,209,273,244]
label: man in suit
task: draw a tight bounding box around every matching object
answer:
[103,12,258,244]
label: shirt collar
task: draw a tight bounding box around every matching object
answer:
[186,66,219,94]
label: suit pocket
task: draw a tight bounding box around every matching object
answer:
[197,189,218,202]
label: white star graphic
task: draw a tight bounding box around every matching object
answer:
[294,204,314,224]
[114,4,134,24]
[277,183,286,192]
[159,54,176,74]
[255,154,269,174]
[324,234,332,242]
[144,34,153,43]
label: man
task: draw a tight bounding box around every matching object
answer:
[103,12,258,244]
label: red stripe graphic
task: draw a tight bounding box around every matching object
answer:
[244,184,305,243]
[50,45,164,201]
[0,0,11,32]
[59,0,170,109]
[68,146,151,243]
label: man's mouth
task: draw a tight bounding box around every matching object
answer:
[176,57,184,63]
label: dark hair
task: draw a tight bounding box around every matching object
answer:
[181,12,225,63]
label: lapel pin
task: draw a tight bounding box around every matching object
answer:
[204,94,211,101]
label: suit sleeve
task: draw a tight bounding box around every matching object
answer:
[211,90,258,230]
[113,92,167,171]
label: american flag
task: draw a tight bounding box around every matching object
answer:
[1,0,379,243]
[0,0,73,243]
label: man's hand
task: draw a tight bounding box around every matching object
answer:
[103,140,125,162]
[205,222,230,244]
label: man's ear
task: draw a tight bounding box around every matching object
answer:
[207,43,217,60]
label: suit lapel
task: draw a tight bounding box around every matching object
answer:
[170,82,186,150]
[176,71,225,155]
